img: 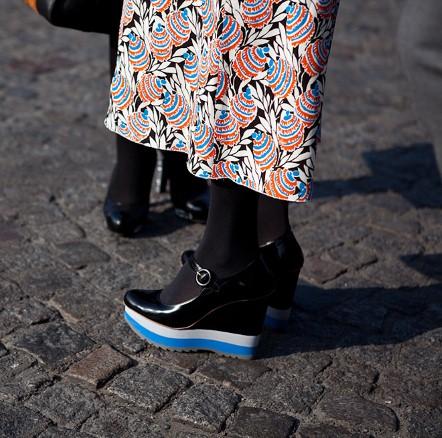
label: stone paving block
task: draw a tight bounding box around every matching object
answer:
[147,348,208,374]
[107,364,190,413]
[403,408,442,438]
[39,427,94,438]
[49,288,117,327]
[170,383,240,433]
[30,220,85,244]
[196,357,269,390]
[0,351,51,401]
[316,393,398,434]
[0,364,51,401]
[263,352,332,380]
[296,423,366,437]
[81,407,164,438]
[56,240,110,269]
[293,282,347,312]
[375,369,441,409]
[8,298,57,325]
[0,350,36,380]
[301,255,347,284]
[0,401,50,438]
[172,431,210,438]
[243,372,323,415]
[326,244,377,270]
[79,260,143,300]
[7,320,94,369]
[0,222,22,246]
[15,265,78,301]
[228,407,297,438]
[321,359,378,395]
[87,314,147,354]
[66,344,133,388]
[359,229,424,258]
[327,297,388,333]
[26,381,102,429]
[394,334,442,381]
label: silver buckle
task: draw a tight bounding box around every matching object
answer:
[195,268,212,287]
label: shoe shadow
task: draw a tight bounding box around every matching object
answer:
[313,142,442,208]
[259,253,442,359]
[130,205,197,239]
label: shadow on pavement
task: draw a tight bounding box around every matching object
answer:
[314,143,442,208]
[259,275,442,359]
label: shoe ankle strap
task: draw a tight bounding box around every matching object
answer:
[187,254,216,288]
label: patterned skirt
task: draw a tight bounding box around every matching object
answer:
[104,0,340,202]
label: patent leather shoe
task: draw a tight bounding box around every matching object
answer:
[124,254,275,359]
[103,196,149,237]
[181,230,304,331]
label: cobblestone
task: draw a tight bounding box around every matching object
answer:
[169,383,240,432]
[196,357,269,390]
[1,1,441,436]
[107,364,190,412]
[0,401,50,438]
[243,372,324,415]
[316,393,398,434]
[81,407,164,438]
[26,382,102,429]
[228,407,297,438]
[6,320,94,369]
[66,344,133,388]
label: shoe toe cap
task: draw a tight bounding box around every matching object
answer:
[124,289,162,315]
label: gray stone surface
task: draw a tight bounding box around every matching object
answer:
[6,320,94,369]
[170,383,240,432]
[228,407,297,438]
[0,1,441,436]
[81,407,164,438]
[26,382,102,429]
[107,364,190,412]
[0,351,51,401]
[243,372,324,415]
[0,401,50,438]
[317,393,398,434]
[196,357,269,390]
[66,344,133,388]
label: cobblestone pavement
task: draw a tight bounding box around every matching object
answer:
[1,1,441,437]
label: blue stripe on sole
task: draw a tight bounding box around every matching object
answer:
[124,311,257,359]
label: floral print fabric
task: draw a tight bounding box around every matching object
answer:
[104,0,339,201]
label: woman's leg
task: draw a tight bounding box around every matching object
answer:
[257,195,291,246]
[160,179,259,304]
[106,17,157,206]
[106,134,157,205]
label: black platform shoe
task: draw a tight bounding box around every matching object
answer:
[181,231,304,331]
[123,254,275,359]
[103,196,150,237]
[260,231,304,330]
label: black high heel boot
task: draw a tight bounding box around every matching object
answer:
[124,254,275,359]
[181,230,304,331]
[160,152,209,224]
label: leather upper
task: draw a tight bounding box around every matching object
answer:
[124,256,275,329]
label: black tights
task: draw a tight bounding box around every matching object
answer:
[160,179,291,304]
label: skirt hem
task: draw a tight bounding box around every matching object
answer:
[104,117,313,204]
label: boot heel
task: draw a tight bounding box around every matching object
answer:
[264,267,301,331]
[124,294,270,360]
